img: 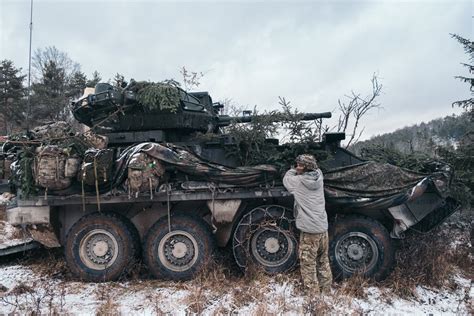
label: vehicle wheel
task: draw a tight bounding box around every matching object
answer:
[65,212,140,282]
[233,205,298,274]
[143,213,214,280]
[329,215,395,281]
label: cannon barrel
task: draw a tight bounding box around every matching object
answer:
[217,111,332,127]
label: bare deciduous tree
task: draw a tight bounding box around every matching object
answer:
[32,46,79,81]
[337,74,382,148]
[180,66,204,91]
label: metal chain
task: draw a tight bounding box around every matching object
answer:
[232,205,296,267]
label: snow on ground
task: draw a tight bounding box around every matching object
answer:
[0,263,471,315]
[0,202,471,315]
[0,221,33,250]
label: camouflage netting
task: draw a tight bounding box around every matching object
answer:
[30,121,108,153]
[323,161,450,210]
[131,80,181,113]
[6,122,109,196]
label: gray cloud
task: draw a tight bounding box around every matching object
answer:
[1,0,470,140]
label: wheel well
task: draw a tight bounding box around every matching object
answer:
[329,209,394,232]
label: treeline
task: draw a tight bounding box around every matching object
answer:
[0,46,103,134]
[350,113,471,155]
[350,113,473,206]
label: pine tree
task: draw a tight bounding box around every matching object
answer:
[86,71,101,87]
[67,71,87,99]
[113,73,125,88]
[31,60,69,122]
[30,47,81,123]
[451,34,473,117]
[0,60,26,134]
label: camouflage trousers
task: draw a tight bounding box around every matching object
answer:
[299,231,333,295]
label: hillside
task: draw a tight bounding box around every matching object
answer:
[350,112,472,156]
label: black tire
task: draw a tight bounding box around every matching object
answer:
[329,215,395,281]
[232,205,298,274]
[65,212,140,282]
[143,213,214,280]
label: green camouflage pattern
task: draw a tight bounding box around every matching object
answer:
[324,161,427,197]
[323,161,451,210]
[112,142,278,188]
[299,231,332,295]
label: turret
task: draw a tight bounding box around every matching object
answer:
[71,82,333,145]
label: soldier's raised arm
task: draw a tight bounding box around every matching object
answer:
[283,168,300,194]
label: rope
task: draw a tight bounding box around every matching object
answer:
[166,183,171,233]
[81,178,86,212]
[209,183,218,233]
[149,177,153,200]
[93,156,101,211]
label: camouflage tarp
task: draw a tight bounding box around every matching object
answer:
[112,142,278,188]
[323,161,450,210]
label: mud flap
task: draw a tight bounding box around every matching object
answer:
[27,225,61,248]
[0,224,60,257]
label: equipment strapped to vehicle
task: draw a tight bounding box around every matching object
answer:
[126,152,165,196]
[78,148,114,187]
[33,145,81,191]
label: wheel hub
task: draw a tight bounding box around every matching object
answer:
[250,227,294,268]
[335,232,378,273]
[264,237,280,253]
[171,242,188,259]
[158,231,199,272]
[92,240,109,257]
[79,229,119,270]
[347,244,364,260]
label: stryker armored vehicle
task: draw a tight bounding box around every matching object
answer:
[0,81,458,283]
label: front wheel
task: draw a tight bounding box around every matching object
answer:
[143,213,214,280]
[329,215,395,281]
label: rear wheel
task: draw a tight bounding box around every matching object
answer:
[143,213,214,280]
[329,215,395,281]
[233,205,298,274]
[65,212,140,282]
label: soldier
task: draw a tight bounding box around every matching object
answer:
[283,154,332,295]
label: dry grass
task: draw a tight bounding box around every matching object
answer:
[95,284,121,316]
[335,273,371,300]
[0,280,67,315]
[95,296,120,316]
[381,212,473,300]
[302,296,333,315]
[0,211,470,314]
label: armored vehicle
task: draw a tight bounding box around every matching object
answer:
[0,81,458,282]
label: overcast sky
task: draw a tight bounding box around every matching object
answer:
[1,0,471,140]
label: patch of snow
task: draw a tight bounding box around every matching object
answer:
[0,192,14,205]
[0,266,471,315]
[0,220,32,249]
